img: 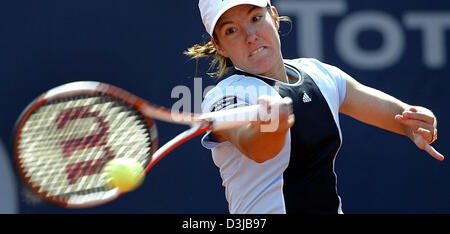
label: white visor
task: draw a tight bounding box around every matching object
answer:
[199,0,271,36]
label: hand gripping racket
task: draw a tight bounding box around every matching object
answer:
[13,81,292,208]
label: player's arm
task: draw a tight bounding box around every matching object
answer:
[339,75,444,161]
[211,96,294,163]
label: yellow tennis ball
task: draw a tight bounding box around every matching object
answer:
[102,158,145,193]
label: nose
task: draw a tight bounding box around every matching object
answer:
[244,25,258,45]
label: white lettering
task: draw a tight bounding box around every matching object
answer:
[182,218,216,231]
[276,0,449,70]
[171,85,191,121]
[278,0,346,59]
[336,11,405,69]
[404,12,450,69]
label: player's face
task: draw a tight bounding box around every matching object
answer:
[213,5,282,76]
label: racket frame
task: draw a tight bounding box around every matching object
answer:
[12,81,287,208]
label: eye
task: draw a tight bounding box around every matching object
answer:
[252,15,262,22]
[225,27,237,35]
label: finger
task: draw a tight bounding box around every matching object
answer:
[288,114,295,128]
[395,115,434,131]
[257,96,274,122]
[409,107,418,112]
[424,144,445,161]
[277,113,295,130]
[415,128,433,143]
[257,96,272,107]
[278,100,292,116]
[402,111,435,125]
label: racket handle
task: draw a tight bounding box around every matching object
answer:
[201,97,293,131]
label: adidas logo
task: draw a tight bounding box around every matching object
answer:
[302,92,312,103]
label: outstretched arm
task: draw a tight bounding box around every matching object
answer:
[339,75,444,161]
[211,96,295,163]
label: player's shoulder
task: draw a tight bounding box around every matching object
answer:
[286,58,344,79]
[285,58,332,71]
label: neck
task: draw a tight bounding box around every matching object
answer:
[261,58,288,83]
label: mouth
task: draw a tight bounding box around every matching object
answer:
[249,47,265,57]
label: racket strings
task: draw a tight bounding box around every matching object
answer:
[24,118,135,195]
[21,98,108,196]
[17,94,153,201]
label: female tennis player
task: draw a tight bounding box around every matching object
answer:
[186,0,444,214]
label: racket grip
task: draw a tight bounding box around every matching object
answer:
[202,97,293,131]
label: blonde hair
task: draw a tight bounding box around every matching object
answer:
[184,5,291,79]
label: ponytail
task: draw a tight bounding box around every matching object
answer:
[184,40,232,79]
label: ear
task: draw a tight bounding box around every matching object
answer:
[271,6,280,30]
[211,37,230,58]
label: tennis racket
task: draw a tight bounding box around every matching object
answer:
[13,81,292,208]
